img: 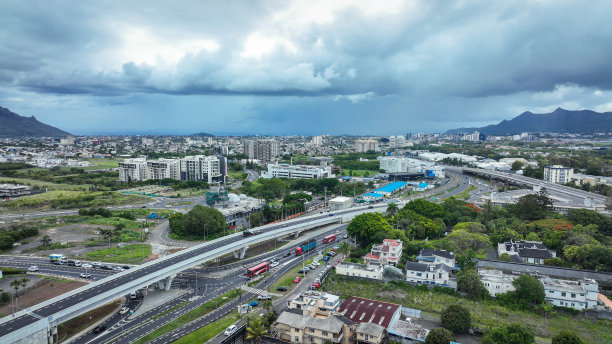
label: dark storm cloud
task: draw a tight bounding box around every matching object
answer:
[1,0,612,134]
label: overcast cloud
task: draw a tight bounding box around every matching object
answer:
[1,0,612,135]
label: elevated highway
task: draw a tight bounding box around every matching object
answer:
[448,167,607,209]
[0,204,387,344]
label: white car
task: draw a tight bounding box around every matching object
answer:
[270,261,279,268]
[311,261,320,266]
[257,294,272,300]
[92,262,102,268]
[80,273,91,279]
[28,266,39,272]
[81,263,93,269]
[119,307,129,315]
[113,267,124,272]
[224,325,237,336]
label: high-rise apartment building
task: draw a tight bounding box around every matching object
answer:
[180,155,224,183]
[118,158,148,182]
[311,135,323,145]
[354,139,379,152]
[544,165,573,184]
[119,156,225,183]
[146,158,180,180]
[243,139,280,161]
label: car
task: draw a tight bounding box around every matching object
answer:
[122,265,131,269]
[311,283,321,289]
[257,294,272,300]
[270,261,279,268]
[93,325,107,334]
[293,276,301,283]
[311,261,320,266]
[224,325,237,336]
[276,286,288,292]
[328,213,334,216]
[28,266,39,272]
[119,307,129,315]
[81,263,93,269]
[270,257,279,263]
[92,262,102,268]
[113,267,124,272]
[323,256,330,262]
[101,265,113,270]
[307,264,315,269]
[297,269,307,275]
[80,273,91,279]
[343,234,348,239]
[248,301,258,307]
[283,252,292,258]
[368,205,374,209]
[333,245,340,250]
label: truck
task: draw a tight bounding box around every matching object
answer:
[242,229,253,237]
[295,239,317,256]
[49,254,67,264]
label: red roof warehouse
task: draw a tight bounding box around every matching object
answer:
[337,297,401,329]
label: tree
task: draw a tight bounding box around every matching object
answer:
[552,330,583,344]
[511,161,524,172]
[0,290,10,304]
[386,202,398,218]
[245,316,267,343]
[425,327,454,344]
[439,230,491,253]
[404,199,445,219]
[512,274,545,305]
[338,241,351,257]
[10,279,21,295]
[512,189,553,220]
[263,299,272,313]
[168,212,184,236]
[441,304,471,333]
[113,223,124,240]
[40,234,52,246]
[182,205,227,238]
[249,212,263,227]
[481,324,534,344]
[347,213,390,248]
[499,253,511,262]
[457,268,488,299]
[20,277,29,289]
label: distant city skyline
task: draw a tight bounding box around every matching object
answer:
[1,1,612,135]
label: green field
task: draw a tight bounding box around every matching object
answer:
[323,274,612,344]
[85,158,121,170]
[83,244,151,264]
[0,176,89,191]
[0,191,147,211]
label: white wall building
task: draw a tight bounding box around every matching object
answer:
[405,262,453,288]
[544,165,574,184]
[328,196,354,211]
[311,136,323,145]
[336,262,383,281]
[146,158,180,180]
[378,157,445,177]
[354,139,379,153]
[364,239,403,266]
[478,268,517,297]
[118,158,148,182]
[179,155,223,183]
[262,163,334,179]
[540,277,598,310]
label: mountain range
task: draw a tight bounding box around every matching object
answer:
[445,108,612,135]
[0,106,70,137]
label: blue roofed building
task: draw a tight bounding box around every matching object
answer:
[362,192,384,202]
[373,181,408,196]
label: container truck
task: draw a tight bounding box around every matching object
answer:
[295,239,317,256]
[49,254,67,264]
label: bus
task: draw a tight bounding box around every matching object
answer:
[322,234,337,244]
[246,262,270,278]
[49,254,67,264]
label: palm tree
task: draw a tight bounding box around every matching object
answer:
[40,234,52,246]
[339,241,351,258]
[246,316,267,343]
[263,299,272,313]
[20,278,30,290]
[9,279,21,296]
[386,202,398,218]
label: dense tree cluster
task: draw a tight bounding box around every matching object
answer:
[441,304,472,333]
[481,324,535,344]
[168,205,226,239]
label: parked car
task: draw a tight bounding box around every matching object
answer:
[81,263,93,269]
[113,267,124,272]
[311,261,320,266]
[293,276,301,283]
[93,325,107,334]
[28,266,39,272]
[276,286,288,292]
[92,262,102,268]
[80,273,91,279]
[119,307,129,315]
[257,294,272,300]
[298,269,308,275]
[343,234,348,239]
[323,256,330,262]
[224,325,237,336]
[122,265,131,269]
[101,265,113,270]
[368,205,374,209]
[271,261,279,268]
[249,301,258,307]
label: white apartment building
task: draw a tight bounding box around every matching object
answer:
[540,277,598,310]
[478,268,517,297]
[364,239,403,266]
[388,136,406,149]
[261,163,334,179]
[354,139,379,153]
[146,158,180,180]
[378,156,445,177]
[544,165,574,184]
[243,139,280,161]
[311,136,323,145]
[118,158,148,182]
[179,155,222,183]
[336,262,383,281]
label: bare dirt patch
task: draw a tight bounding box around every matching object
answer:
[0,277,85,317]
[13,223,112,256]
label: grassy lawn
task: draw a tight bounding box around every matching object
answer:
[57,300,121,340]
[86,158,121,170]
[133,289,241,344]
[270,256,316,292]
[0,176,89,191]
[323,274,612,344]
[1,191,147,211]
[451,184,477,200]
[172,311,239,344]
[83,244,151,264]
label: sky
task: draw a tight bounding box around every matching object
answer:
[1,0,612,136]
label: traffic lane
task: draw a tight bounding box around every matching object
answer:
[0,211,352,334]
[0,261,115,280]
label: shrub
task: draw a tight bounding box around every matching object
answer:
[441,304,471,333]
[425,327,454,344]
[552,330,583,344]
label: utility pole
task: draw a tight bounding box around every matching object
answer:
[324,187,327,210]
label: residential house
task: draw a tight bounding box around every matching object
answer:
[364,239,403,266]
[336,262,384,281]
[288,291,341,317]
[271,310,354,344]
[354,322,386,344]
[405,262,454,288]
[478,268,517,297]
[337,297,401,330]
[540,277,598,310]
[497,240,556,264]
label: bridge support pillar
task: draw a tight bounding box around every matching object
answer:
[233,246,248,259]
[165,275,175,291]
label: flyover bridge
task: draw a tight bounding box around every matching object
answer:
[450,167,606,207]
[0,204,386,344]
